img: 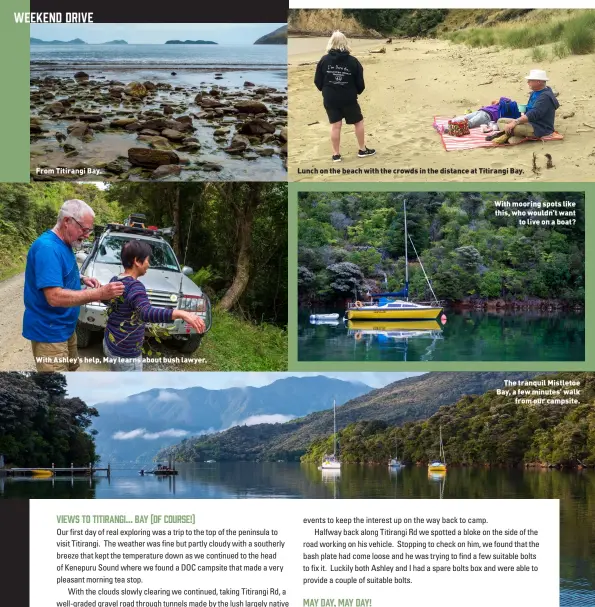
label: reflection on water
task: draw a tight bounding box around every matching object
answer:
[2,464,593,605]
[298,309,585,362]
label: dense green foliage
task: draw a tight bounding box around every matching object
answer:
[0,373,98,466]
[0,183,116,280]
[298,192,584,305]
[302,373,595,468]
[343,9,448,36]
[0,182,287,326]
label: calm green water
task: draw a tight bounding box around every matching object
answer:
[298,309,585,362]
[1,463,593,604]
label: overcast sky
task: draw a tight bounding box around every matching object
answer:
[31,23,286,45]
[65,373,424,405]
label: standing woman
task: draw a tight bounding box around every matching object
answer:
[314,30,375,162]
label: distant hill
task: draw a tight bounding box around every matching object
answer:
[254,25,288,45]
[102,40,128,45]
[157,372,540,462]
[91,376,372,463]
[165,40,217,45]
[30,38,86,45]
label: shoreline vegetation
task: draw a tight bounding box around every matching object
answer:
[300,372,595,470]
[288,9,595,60]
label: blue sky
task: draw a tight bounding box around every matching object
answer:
[66,372,424,405]
[30,23,286,45]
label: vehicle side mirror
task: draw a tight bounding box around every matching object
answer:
[76,252,88,263]
[182,266,194,276]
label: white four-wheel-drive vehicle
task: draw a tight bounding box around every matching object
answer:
[76,215,211,354]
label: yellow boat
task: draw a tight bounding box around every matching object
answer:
[428,426,447,473]
[347,320,442,333]
[346,303,442,320]
[428,463,447,472]
[31,469,54,477]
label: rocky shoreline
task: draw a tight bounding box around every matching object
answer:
[30,71,287,181]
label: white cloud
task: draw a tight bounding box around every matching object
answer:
[112,427,189,440]
[113,428,147,440]
[235,414,295,426]
[155,391,183,403]
[143,429,189,440]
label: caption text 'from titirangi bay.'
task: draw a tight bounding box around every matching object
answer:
[29,499,559,607]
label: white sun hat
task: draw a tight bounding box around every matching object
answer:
[525,69,549,81]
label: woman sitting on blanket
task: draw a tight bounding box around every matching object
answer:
[441,97,509,134]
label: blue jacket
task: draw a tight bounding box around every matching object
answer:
[525,87,559,137]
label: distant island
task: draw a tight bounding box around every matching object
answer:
[30,37,86,45]
[165,40,217,45]
[30,38,128,45]
[254,25,287,45]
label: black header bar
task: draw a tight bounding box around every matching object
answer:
[28,0,288,23]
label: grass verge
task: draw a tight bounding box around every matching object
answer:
[196,310,288,372]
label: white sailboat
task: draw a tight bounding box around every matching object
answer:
[321,400,341,470]
[388,441,402,468]
[345,200,443,321]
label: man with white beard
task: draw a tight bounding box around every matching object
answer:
[22,199,124,371]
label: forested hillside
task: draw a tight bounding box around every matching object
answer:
[0,373,98,467]
[298,192,584,306]
[157,372,538,462]
[302,372,595,468]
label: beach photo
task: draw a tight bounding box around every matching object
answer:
[297,190,585,363]
[288,9,595,182]
[30,23,288,182]
[0,369,593,605]
[0,181,288,372]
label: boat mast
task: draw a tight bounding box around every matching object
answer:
[403,200,409,301]
[333,399,337,457]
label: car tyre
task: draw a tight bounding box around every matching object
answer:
[176,334,203,354]
[76,323,93,349]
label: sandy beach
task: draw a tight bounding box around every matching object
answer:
[289,37,595,182]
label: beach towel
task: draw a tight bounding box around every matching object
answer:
[433,117,564,152]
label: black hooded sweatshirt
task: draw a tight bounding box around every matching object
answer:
[314,49,365,107]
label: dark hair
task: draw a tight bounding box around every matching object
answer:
[121,240,152,269]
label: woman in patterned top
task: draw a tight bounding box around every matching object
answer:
[103,240,205,371]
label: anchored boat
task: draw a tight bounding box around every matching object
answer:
[320,399,341,470]
[428,426,447,472]
[345,200,443,321]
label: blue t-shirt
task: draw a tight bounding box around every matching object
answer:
[526,89,545,112]
[23,230,81,343]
